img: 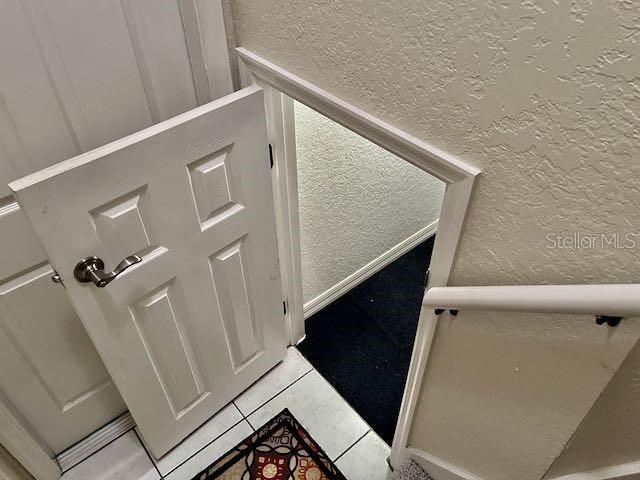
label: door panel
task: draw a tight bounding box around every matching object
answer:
[0,202,48,281]
[211,239,264,369]
[38,0,154,148]
[132,279,206,416]
[11,86,287,457]
[0,1,79,173]
[0,265,125,453]
[0,198,127,453]
[0,0,233,452]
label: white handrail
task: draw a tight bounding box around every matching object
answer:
[423,284,640,317]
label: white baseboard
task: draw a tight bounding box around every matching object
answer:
[405,448,640,480]
[303,220,438,318]
[56,412,134,472]
[546,461,640,480]
[406,447,484,480]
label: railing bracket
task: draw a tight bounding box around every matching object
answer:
[434,308,458,316]
[595,315,623,327]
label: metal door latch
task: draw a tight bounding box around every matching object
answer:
[74,254,142,287]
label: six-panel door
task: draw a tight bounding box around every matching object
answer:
[10,86,287,457]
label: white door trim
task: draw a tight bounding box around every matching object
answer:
[259,84,305,345]
[178,0,234,102]
[0,394,60,480]
[235,47,480,468]
[236,48,475,184]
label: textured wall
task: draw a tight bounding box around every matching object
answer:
[230,1,640,478]
[294,101,444,304]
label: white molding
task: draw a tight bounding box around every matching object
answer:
[235,48,479,184]
[303,220,438,318]
[235,48,480,471]
[279,95,305,342]
[546,461,640,480]
[406,447,484,480]
[194,0,234,99]
[0,393,60,480]
[56,412,134,472]
[238,61,306,344]
[179,0,233,104]
[390,176,477,467]
[256,83,305,345]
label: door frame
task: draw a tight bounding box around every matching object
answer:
[236,47,481,468]
[0,393,60,480]
[258,81,306,345]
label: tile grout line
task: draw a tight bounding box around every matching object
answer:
[133,428,163,479]
[233,401,256,431]
[66,354,316,477]
[243,367,314,418]
[162,355,310,475]
[160,417,246,478]
[233,360,315,433]
[295,358,382,462]
[149,400,247,475]
[303,362,374,439]
[161,364,326,480]
[251,352,375,464]
[333,428,371,463]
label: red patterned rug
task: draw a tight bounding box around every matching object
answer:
[191,409,347,479]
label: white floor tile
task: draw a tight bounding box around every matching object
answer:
[140,403,243,475]
[62,431,159,480]
[163,421,253,480]
[336,431,390,480]
[234,347,313,416]
[247,370,369,460]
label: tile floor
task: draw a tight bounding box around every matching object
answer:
[61,347,390,480]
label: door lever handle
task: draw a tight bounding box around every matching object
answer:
[74,254,142,287]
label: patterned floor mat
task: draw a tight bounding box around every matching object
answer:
[191,409,347,479]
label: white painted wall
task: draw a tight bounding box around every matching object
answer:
[230,1,640,479]
[544,338,640,478]
[294,101,444,305]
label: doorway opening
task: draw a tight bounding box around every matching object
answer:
[239,46,479,465]
[289,100,445,444]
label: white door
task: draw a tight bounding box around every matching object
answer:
[10,85,287,457]
[0,0,234,453]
